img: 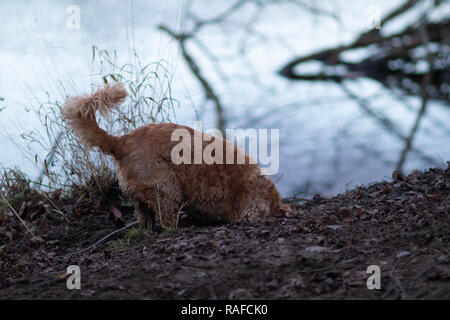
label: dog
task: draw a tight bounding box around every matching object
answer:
[61,83,290,229]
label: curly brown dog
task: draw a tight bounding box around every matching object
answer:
[62,83,290,229]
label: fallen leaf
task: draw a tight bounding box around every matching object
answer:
[327,225,343,230]
[340,208,351,218]
[31,236,44,243]
[47,252,56,262]
[396,251,410,258]
[110,205,124,222]
[305,246,329,252]
[289,277,305,288]
[424,194,442,201]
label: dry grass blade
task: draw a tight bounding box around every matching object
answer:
[0,192,35,238]
[9,47,178,196]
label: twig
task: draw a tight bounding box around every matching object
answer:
[393,275,407,299]
[380,0,420,26]
[158,25,226,134]
[63,221,139,257]
[187,0,247,33]
[0,193,35,238]
[278,0,430,80]
[412,254,449,282]
[396,21,434,171]
[37,130,64,185]
[337,82,437,167]
[42,192,69,222]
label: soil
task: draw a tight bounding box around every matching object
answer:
[0,165,449,300]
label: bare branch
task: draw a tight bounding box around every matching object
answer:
[396,19,434,171]
[158,25,226,134]
[337,81,437,167]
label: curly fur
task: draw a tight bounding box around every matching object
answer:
[61,83,290,229]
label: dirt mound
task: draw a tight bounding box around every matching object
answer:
[1,165,449,299]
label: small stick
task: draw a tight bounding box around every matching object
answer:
[63,220,139,257]
[42,192,69,222]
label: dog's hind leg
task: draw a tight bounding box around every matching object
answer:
[134,199,156,229]
[142,184,183,231]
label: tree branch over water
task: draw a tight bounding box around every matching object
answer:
[158,24,226,134]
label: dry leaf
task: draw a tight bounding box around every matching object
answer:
[31,236,44,243]
[424,194,442,201]
[111,205,124,221]
[305,246,329,252]
[396,251,410,258]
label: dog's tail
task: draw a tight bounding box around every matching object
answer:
[61,83,128,157]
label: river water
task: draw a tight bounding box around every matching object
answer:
[1,0,449,196]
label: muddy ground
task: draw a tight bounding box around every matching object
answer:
[0,165,449,299]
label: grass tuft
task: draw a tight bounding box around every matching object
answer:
[106,227,147,251]
[0,47,179,239]
[9,47,178,194]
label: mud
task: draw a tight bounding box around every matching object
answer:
[1,166,449,299]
